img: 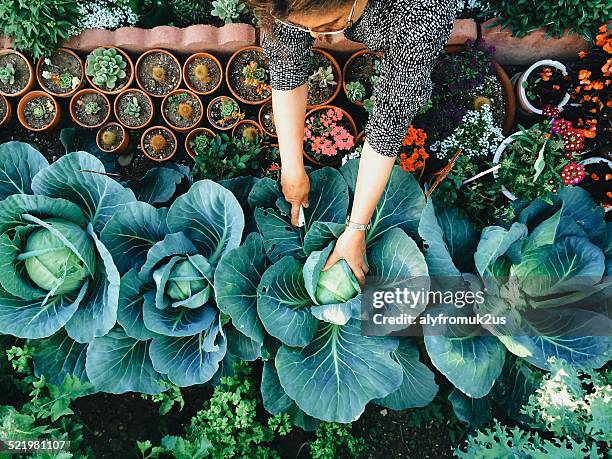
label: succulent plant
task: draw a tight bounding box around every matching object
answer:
[0,63,15,85]
[85,48,128,91]
[152,66,166,82]
[125,96,141,118]
[195,64,211,84]
[101,129,117,146]
[309,65,337,89]
[363,95,376,114]
[84,101,101,116]
[211,0,247,24]
[220,98,239,118]
[346,81,366,102]
[151,134,167,151]
[242,61,266,86]
[31,102,47,119]
[177,102,194,120]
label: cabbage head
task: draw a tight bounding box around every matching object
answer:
[315,260,359,305]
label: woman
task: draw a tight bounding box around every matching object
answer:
[250,0,456,283]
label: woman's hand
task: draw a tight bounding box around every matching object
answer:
[323,228,369,286]
[281,166,310,226]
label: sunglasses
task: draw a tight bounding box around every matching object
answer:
[272,0,358,35]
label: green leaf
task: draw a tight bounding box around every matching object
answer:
[0,142,49,199]
[448,389,493,427]
[128,167,184,205]
[31,330,89,386]
[304,168,349,230]
[531,140,546,183]
[116,268,157,341]
[254,207,305,262]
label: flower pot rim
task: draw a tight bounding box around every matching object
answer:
[183,52,224,96]
[35,47,84,98]
[303,104,358,166]
[135,48,183,98]
[84,46,135,95]
[225,45,272,106]
[232,118,263,139]
[161,88,204,132]
[141,125,178,162]
[518,59,570,115]
[0,94,11,126]
[16,90,61,132]
[185,127,217,160]
[113,87,155,130]
[96,121,129,154]
[493,132,523,201]
[0,48,35,98]
[258,100,277,138]
[207,95,242,131]
[307,47,343,109]
[342,49,384,108]
[70,88,112,129]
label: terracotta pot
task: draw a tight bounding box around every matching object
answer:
[96,122,129,154]
[17,91,61,132]
[514,59,570,116]
[226,45,271,106]
[0,94,12,127]
[70,88,111,129]
[0,49,35,97]
[141,125,178,162]
[307,48,342,109]
[183,52,224,96]
[342,49,384,108]
[135,48,182,98]
[36,48,84,98]
[84,46,134,95]
[161,89,204,132]
[113,88,154,129]
[232,119,263,140]
[355,131,365,146]
[258,100,277,138]
[482,19,590,66]
[185,127,216,160]
[303,105,358,166]
[207,95,243,131]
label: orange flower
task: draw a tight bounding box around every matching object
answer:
[579,69,592,81]
[578,50,587,59]
[599,25,608,33]
[544,133,551,139]
[552,84,560,90]
[592,81,604,91]
[540,67,553,81]
[607,100,612,108]
[602,59,611,76]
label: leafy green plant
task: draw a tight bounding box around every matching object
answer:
[363,95,375,114]
[141,381,185,416]
[242,61,266,85]
[346,81,366,102]
[0,0,80,60]
[85,47,128,90]
[84,101,101,115]
[170,0,213,27]
[125,95,141,117]
[309,423,367,459]
[0,63,15,85]
[211,0,247,24]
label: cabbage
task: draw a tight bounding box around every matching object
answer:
[315,260,359,304]
[165,258,211,305]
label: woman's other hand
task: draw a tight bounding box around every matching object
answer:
[323,229,369,286]
[281,166,310,226]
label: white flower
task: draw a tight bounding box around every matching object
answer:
[76,0,138,32]
[41,70,52,80]
[71,76,80,89]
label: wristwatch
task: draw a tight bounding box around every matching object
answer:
[345,217,370,232]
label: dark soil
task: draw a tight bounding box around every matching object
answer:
[234,121,262,141]
[73,92,110,127]
[137,51,181,97]
[0,96,8,124]
[163,91,202,130]
[209,96,242,130]
[0,52,31,95]
[307,51,339,106]
[116,90,153,128]
[186,55,222,94]
[143,127,176,160]
[0,122,65,162]
[525,65,570,108]
[97,124,124,152]
[228,49,272,103]
[38,49,82,95]
[22,95,56,130]
[580,159,611,211]
[260,102,276,136]
[345,51,381,102]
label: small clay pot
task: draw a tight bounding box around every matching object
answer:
[183,52,224,96]
[96,122,129,154]
[84,46,134,95]
[135,48,182,98]
[141,125,178,162]
[161,89,204,132]
[232,119,263,142]
[303,105,358,166]
[17,91,61,132]
[0,49,35,97]
[258,100,277,138]
[207,95,243,131]
[226,46,272,106]
[307,48,342,109]
[342,49,384,108]
[185,127,216,160]
[114,88,154,130]
[70,88,111,129]
[36,48,84,98]
[0,94,12,128]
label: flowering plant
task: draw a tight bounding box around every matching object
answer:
[522,65,570,110]
[398,125,428,173]
[304,107,354,164]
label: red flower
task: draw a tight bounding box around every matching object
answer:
[561,163,586,186]
[562,129,585,153]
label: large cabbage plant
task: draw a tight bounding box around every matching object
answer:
[215,161,438,424]
[418,187,611,405]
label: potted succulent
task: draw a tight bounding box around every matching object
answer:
[258,100,277,138]
[161,89,204,132]
[114,88,154,129]
[141,126,178,162]
[36,48,83,97]
[96,122,129,154]
[0,49,34,97]
[185,128,216,160]
[226,46,272,105]
[70,88,111,129]
[578,156,611,212]
[183,52,223,95]
[0,94,12,128]
[207,95,244,131]
[232,119,263,143]
[307,48,342,108]
[85,47,134,95]
[515,60,571,115]
[17,91,61,132]
[303,105,357,166]
[135,49,182,98]
[343,49,383,112]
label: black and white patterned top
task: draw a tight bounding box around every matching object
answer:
[263,0,457,157]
